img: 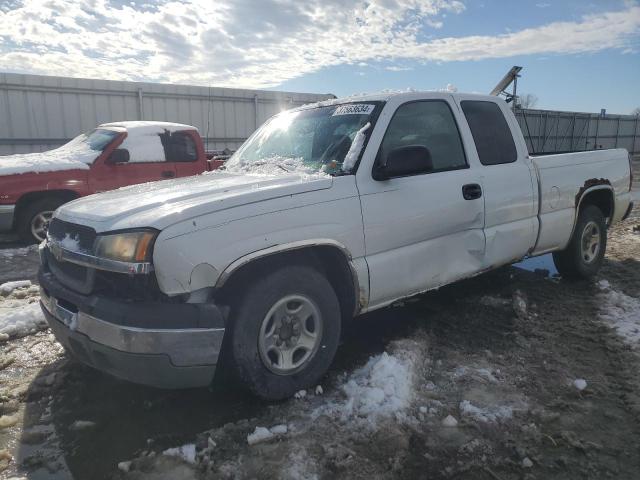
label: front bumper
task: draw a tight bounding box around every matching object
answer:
[39,270,225,389]
[0,204,15,232]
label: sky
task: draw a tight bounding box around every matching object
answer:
[0,0,639,114]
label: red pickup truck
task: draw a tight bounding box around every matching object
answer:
[0,121,226,242]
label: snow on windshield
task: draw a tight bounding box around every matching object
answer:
[0,129,118,176]
[223,103,376,176]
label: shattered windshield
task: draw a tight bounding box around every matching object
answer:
[224,103,380,175]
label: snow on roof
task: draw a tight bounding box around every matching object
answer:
[100,121,198,134]
[296,90,495,111]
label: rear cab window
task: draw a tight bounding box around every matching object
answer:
[160,131,198,162]
[460,100,517,166]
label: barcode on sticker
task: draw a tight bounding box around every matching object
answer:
[332,104,375,116]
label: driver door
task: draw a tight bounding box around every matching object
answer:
[357,99,486,308]
[90,132,177,192]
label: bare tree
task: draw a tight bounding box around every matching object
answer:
[518,93,538,109]
[632,107,640,116]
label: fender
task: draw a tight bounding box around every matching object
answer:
[214,238,366,313]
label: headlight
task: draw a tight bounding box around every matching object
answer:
[94,230,157,263]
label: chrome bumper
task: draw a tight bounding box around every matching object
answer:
[0,204,15,232]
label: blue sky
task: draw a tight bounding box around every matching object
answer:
[1,0,639,114]
[279,1,640,113]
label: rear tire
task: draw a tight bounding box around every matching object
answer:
[552,205,607,279]
[18,197,66,244]
[228,264,341,400]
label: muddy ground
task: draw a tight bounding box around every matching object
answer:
[1,167,639,480]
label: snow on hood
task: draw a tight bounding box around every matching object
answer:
[56,170,332,231]
[0,137,97,176]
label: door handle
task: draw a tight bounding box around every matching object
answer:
[462,183,482,200]
[161,170,175,178]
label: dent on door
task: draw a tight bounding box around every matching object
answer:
[361,171,486,309]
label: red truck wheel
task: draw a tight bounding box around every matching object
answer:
[18,198,65,244]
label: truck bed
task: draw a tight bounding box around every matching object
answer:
[530,148,633,255]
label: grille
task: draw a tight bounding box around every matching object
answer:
[48,218,97,252]
[46,249,95,295]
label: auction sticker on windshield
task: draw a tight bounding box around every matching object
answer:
[332,104,375,116]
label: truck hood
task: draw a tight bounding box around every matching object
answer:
[56,172,333,232]
[0,143,96,176]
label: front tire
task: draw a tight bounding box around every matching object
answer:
[228,264,341,400]
[18,197,66,243]
[552,205,607,279]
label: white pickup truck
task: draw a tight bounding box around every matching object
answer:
[38,92,634,399]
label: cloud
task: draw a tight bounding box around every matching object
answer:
[0,0,638,89]
[385,65,413,71]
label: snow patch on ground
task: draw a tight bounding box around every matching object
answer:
[0,280,31,295]
[162,444,196,464]
[246,424,288,445]
[312,339,422,427]
[0,282,46,340]
[573,379,587,391]
[282,449,319,480]
[459,400,513,423]
[597,279,640,347]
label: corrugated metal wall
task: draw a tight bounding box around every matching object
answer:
[2,73,637,157]
[0,73,334,155]
[515,108,639,155]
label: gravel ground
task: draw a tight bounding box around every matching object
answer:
[1,171,639,479]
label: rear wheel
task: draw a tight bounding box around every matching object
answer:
[228,264,341,400]
[18,197,66,243]
[552,205,607,279]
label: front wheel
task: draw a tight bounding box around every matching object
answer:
[552,205,607,279]
[18,197,66,243]
[228,264,341,400]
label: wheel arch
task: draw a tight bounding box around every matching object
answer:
[577,186,614,220]
[14,189,80,226]
[568,185,614,242]
[215,240,362,320]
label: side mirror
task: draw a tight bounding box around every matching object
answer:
[374,145,433,180]
[107,148,130,164]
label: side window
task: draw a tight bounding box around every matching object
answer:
[119,133,167,163]
[160,131,198,162]
[379,101,467,174]
[460,101,517,165]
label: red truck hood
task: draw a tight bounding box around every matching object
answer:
[55,171,333,232]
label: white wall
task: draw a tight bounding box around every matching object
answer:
[0,73,334,155]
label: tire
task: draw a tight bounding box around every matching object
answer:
[552,205,607,279]
[18,197,66,244]
[228,264,341,400]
